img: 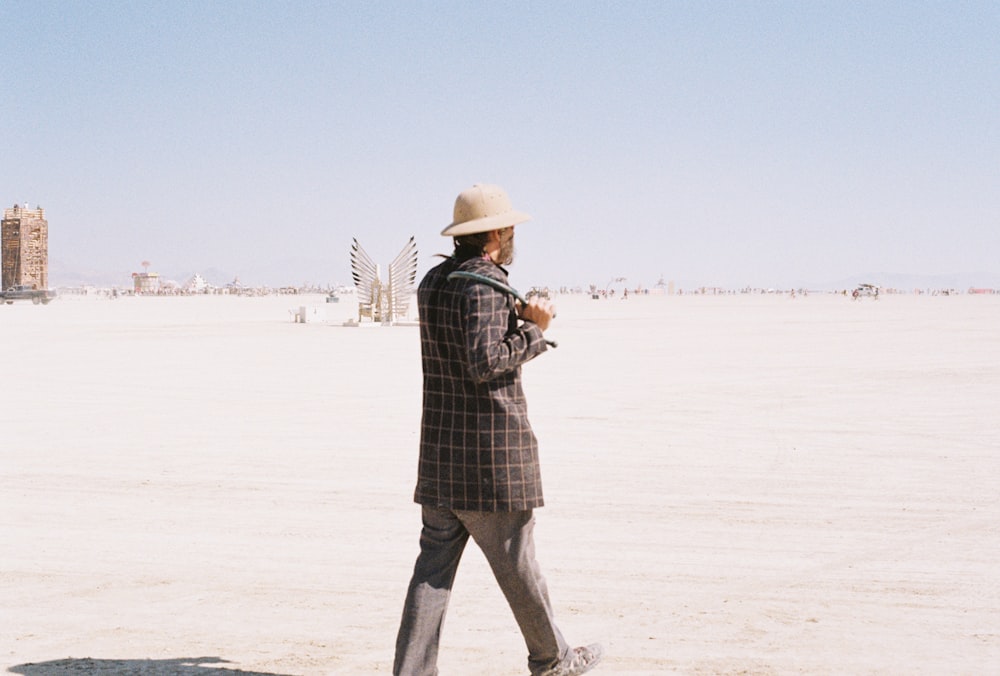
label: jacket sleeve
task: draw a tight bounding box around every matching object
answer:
[461,280,548,383]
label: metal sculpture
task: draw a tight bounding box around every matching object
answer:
[350,236,418,323]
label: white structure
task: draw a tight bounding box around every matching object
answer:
[349,236,418,324]
[184,273,208,293]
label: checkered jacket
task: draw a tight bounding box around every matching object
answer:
[414,254,550,511]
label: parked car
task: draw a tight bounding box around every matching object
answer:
[852,283,880,300]
[2,285,57,305]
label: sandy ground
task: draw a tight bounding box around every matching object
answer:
[1,291,997,675]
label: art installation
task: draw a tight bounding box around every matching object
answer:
[350,236,418,324]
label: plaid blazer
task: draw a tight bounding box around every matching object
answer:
[414,254,550,511]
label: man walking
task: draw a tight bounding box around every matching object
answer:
[393,184,602,676]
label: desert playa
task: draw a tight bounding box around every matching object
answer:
[2,292,997,675]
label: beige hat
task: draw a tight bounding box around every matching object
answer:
[441,183,532,236]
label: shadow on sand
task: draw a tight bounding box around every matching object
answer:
[8,656,296,675]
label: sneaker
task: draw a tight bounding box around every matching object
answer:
[539,643,604,676]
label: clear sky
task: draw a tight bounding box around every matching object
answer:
[2,1,998,290]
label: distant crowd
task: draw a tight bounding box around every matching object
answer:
[52,283,997,300]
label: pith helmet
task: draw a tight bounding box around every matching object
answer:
[441,183,532,237]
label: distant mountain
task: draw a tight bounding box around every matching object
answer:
[158,257,347,288]
[238,256,349,288]
[48,257,351,290]
[48,258,131,288]
[813,272,1000,292]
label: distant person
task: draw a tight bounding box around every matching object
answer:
[393,184,603,676]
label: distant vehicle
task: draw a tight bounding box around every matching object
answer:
[2,285,57,305]
[852,283,880,300]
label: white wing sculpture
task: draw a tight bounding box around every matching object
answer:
[350,238,382,321]
[350,236,418,324]
[386,236,418,321]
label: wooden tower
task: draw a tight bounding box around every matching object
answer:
[1,203,49,291]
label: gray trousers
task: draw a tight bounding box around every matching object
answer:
[393,506,569,676]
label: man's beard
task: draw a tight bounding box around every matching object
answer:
[498,230,515,265]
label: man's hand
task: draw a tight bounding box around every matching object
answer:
[519,297,556,332]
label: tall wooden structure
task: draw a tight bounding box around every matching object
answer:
[2,203,49,291]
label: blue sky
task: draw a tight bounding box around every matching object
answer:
[2,1,998,289]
